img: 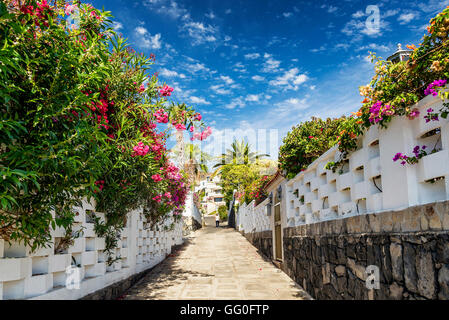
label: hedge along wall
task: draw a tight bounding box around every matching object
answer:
[0,199,183,300]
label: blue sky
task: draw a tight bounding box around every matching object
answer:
[90,0,448,157]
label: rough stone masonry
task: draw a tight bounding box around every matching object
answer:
[247,201,449,300]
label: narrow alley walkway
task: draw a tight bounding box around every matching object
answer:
[123,225,311,300]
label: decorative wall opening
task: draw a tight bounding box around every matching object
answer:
[354,166,365,183]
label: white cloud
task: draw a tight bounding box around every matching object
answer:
[283,12,293,18]
[112,21,123,31]
[134,27,162,49]
[224,98,244,110]
[352,11,365,18]
[245,94,261,102]
[143,0,188,20]
[210,84,231,95]
[244,53,260,60]
[159,68,186,79]
[398,13,416,24]
[220,75,234,85]
[189,96,210,105]
[180,21,218,45]
[252,75,265,81]
[310,46,326,53]
[186,62,210,73]
[269,68,308,91]
[321,4,338,14]
[205,11,216,19]
[261,53,281,73]
[225,9,232,14]
[273,98,309,118]
[383,9,399,18]
[357,43,390,52]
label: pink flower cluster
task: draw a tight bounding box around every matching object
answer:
[152,192,172,203]
[20,0,53,27]
[173,122,186,131]
[94,180,105,193]
[424,80,447,96]
[194,113,202,121]
[151,174,163,182]
[154,109,169,123]
[132,142,150,157]
[424,108,439,123]
[64,4,77,15]
[369,101,395,123]
[160,85,174,97]
[407,108,420,120]
[192,126,212,141]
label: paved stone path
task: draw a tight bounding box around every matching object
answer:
[123,226,311,300]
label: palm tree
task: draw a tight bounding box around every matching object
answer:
[212,139,269,176]
[173,143,211,185]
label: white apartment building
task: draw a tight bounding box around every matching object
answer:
[195,175,226,214]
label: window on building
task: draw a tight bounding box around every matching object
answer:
[214,198,223,203]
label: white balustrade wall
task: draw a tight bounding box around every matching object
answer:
[238,92,449,233]
[0,200,183,300]
[236,199,271,233]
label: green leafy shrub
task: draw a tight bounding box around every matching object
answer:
[278,117,345,179]
[218,205,227,221]
[0,1,208,258]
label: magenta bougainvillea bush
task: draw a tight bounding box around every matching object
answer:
[333,7,449,169]
[279,7,449,177]
[0,0,209,257]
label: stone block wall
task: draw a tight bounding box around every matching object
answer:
[244,230,273,261]
[281,201,449,300]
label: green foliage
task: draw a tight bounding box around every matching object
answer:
[0,1,204,259]
[218,164,259,206]
[218,205,227,221]
[213,139,269,175]
[0,1,113,248]
[278,117,345,179]
[330,7,449,169]
[243,175,271,205]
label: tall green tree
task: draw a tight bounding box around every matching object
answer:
[213,139,269,175]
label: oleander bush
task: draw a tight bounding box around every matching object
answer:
[0,0,209,258]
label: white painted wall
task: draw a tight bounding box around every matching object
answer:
[183,192,203,225]
[0,200,183,300]
[238,93,449,232]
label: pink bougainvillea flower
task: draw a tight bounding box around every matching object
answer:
[424,80,447,96]
[407,108,420,120]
